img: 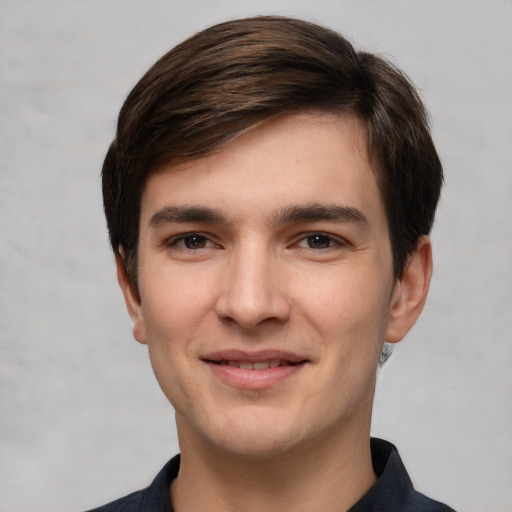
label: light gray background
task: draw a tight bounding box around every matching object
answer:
[1,1,511,511]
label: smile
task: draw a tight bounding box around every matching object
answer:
[202,351,308,390]
[208,359,303,370]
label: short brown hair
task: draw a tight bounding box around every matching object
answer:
[102,15,442,288]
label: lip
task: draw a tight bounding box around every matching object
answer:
[201,349,309,390]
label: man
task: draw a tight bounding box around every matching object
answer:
[90,16,455,512]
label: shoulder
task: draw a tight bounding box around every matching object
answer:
[350,439,457,512]
[83,455,180,512]
[406,488,457,512]
[85,488,146,512]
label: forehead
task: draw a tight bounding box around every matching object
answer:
[140,113,385,230]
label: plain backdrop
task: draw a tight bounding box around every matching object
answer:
[1,1,511,511]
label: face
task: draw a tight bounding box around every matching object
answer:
[119,113,429,458]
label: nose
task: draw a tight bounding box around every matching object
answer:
[215,245,291,330]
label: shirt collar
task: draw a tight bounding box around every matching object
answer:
[148,438,453,512]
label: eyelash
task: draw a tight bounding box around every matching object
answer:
[167,233,216,250]
[166,232,347,251]
[296,232,347,250]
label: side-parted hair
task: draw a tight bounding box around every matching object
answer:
[102,16,442,289]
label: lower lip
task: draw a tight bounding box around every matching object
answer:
[205,362,305,390]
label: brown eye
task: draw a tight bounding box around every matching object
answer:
[183,235,208,249]
[306,234,332,249]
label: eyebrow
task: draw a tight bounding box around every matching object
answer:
[271,203,370,229]
[149,203,370,230]
[149,206,226,227]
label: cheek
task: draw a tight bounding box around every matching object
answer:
[140,264,217,333]
[139,267,222,383]
[140,286,209,409]
[298,268,392,374]
[301,269,388,327]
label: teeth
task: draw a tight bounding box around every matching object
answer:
[219,359,287,370]
[253,361,270,370]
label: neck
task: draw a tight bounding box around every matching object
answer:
[171,418,376,512]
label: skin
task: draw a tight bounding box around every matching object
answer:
[117,113,432,512]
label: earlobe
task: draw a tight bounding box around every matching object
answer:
[115,252,148,345]
[385,236,433,344]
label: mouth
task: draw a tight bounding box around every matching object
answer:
[205,359,305,370]
[201,351,308,389]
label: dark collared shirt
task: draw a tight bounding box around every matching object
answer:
[86,438,456,512]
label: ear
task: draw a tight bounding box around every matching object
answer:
[385,236,433,344]
[115,252,148,345]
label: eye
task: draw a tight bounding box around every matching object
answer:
[169,234,213,250]
[295,233,346,250]
[305,234,332,249]
[183,235,208,249]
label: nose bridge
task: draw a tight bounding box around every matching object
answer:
[216,238,289,329]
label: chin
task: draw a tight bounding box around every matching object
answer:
[179,404,312,460]
[212,428,303,460]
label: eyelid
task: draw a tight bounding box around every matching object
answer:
[294,231,349,249]
[166,232,218,249]
[164,230,350,250]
